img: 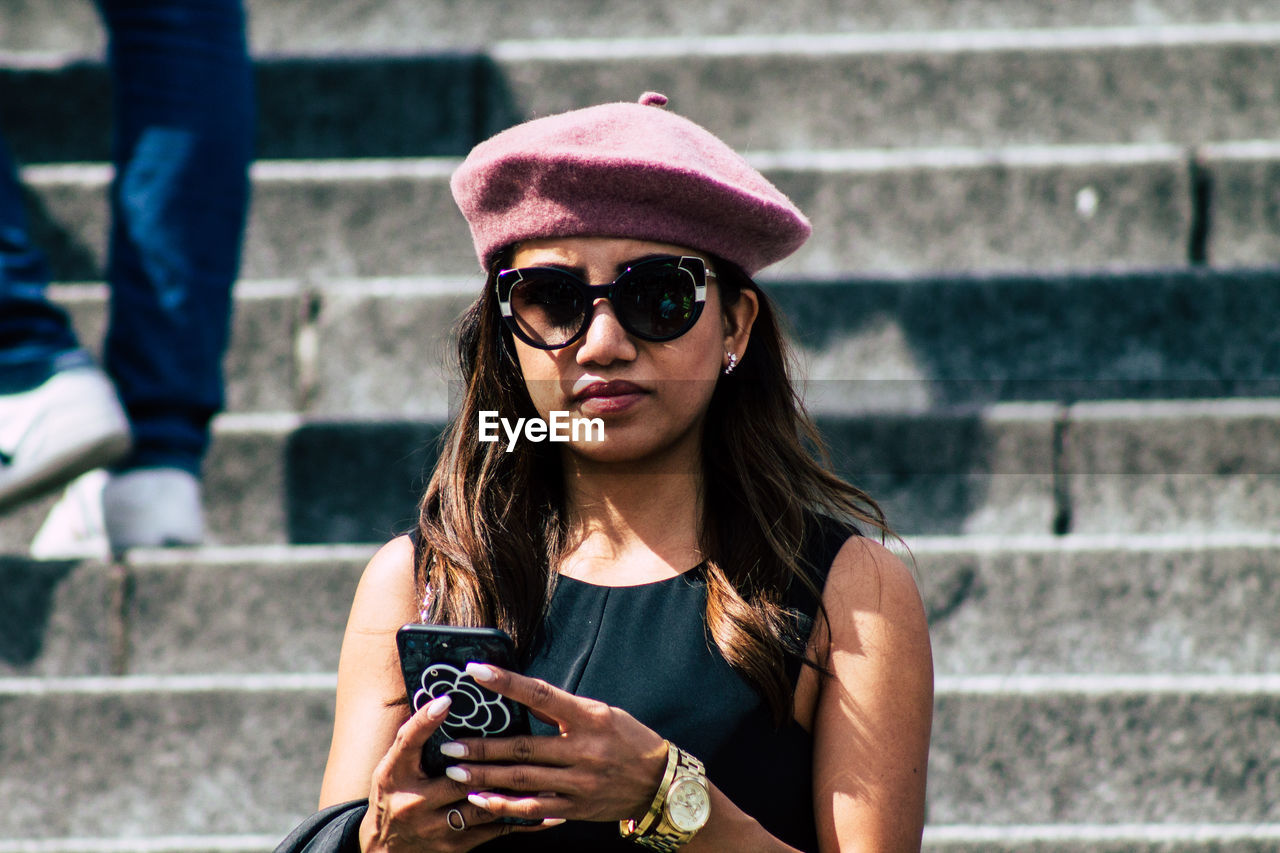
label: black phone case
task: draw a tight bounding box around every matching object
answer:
[395,624,533,778]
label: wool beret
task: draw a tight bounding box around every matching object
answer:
[450,92,811,276]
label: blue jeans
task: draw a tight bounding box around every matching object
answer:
[0,0,254,476]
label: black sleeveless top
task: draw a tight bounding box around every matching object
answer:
[417,514,856,852]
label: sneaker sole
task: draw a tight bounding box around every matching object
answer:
[0,430,132,513]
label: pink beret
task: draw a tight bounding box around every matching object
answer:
[450,92,811,276]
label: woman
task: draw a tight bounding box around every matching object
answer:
[309,93,933,852]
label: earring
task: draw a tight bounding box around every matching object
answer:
[723,353,739,375]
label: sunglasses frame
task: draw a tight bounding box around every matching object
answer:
[496,255,714,350]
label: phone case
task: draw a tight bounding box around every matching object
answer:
[396,624,532,778]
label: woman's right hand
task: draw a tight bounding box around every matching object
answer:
[360,695,561,852]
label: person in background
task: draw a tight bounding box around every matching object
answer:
[0,0,254,555]
[293,93,933,852]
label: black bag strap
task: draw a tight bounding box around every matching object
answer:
[273,799,370,853]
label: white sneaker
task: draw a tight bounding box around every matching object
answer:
[103,467,204,550]
[0,366,132,513]
[30,469,111,561]
[29,466,204,559]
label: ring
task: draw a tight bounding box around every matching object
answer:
[446,808,467,831]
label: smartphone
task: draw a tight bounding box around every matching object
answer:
[395,624,533,778]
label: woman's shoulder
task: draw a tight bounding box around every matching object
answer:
[825,535,917,602]
[822,534,929,659]
[362,533,416,589]
[798,512,916,611]
[346,534,420,632]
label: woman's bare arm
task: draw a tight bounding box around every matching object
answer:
[319,535,422,807]
[809,536,935,851]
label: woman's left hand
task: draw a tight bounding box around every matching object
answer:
[436,663,669,824]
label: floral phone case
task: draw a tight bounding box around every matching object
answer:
[395,624,532,778]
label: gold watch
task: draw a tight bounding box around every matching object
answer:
[620,741,711,850]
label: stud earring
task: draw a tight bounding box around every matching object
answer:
[723,353,739,375]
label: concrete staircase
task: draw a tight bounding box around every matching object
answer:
[2,0,1279,849]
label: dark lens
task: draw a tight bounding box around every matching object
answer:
[509,271,586,346]
[616,262,698,340]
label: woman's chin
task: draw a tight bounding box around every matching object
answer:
[561,424,702,470]
[563,439,657,466]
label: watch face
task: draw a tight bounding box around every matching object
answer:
[666,777,711,833]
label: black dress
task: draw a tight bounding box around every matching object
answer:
[469,513,857,852]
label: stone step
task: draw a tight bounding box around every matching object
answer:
[4,535,1279,679]
[817,398,1280,537]
[6,28,1280,161]
[1203,140,1280,268]
[489,28,1280,154]
[47,268,1280,418]
[0,675,336,841]
[923,824,1280,852]
[49,279,471,418]
[1060,398,1280,534]
[929,675,1280,825]
[0,52,505,163]
[916,534,1280,676]
[21,146,1202,281]
[0,414,446,554]
[0,839,278,853]
[0,546,372,678]
[0,674,1276,839]
[2,398,1279,551]
[7,0,1279,55]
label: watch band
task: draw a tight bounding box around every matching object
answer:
[621,744,709,851]
[619,741,679,840]
[632,830,687,852]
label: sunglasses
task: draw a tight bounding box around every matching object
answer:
[496,255,713,350]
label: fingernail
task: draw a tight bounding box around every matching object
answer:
[426,695,452,717]
[467,793,489,809]
[543,818,567,826]
[465,662,496,682]
[440,741,467,758]
[444,765,470,783]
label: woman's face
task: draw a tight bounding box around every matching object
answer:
[505,236,758,466]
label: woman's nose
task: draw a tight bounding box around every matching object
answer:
[575,299,637,366]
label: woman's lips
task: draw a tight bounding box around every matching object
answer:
[573,380,647,414]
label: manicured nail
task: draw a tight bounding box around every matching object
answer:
[543,818,567,827]
[467,793,490,809]
[426,695,452,717]
[465,662,496,682]
[440,741,467,758]
[444,766,470,783]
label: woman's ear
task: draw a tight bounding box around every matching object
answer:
[722,286,759,364]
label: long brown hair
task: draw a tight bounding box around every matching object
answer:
[414,252,890,725]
